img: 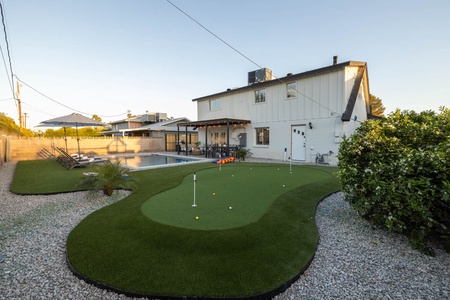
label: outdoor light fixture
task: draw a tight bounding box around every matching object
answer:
[308,122,313,129]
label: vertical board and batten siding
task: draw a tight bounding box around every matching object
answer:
[196,65,366,164]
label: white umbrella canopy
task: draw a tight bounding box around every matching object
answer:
[39,113,104,154]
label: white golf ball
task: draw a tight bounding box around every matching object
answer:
[283,184,285,187]
[229,206,232,210]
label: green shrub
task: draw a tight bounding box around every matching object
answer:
[337,108,450,255]
[78,161,137,196]
[236,148,253,161]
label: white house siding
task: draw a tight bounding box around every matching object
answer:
[196,63,369,165]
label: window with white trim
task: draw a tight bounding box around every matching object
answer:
[255,89,266,103]
[255,127,270,145]
[209,99,221,111]
[286,82,297,99]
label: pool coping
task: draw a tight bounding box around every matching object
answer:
[105,152,215,171]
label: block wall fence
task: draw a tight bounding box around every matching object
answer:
[0,136,166,162]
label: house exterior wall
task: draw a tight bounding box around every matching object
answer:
[196,65,368,165]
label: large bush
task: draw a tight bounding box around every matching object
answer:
[338,108,449,255]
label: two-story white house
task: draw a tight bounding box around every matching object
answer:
[178,57,374,165]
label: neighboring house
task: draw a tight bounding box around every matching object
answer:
[102,112,169,137]
[178,57,375,165]
[103,115,197,151]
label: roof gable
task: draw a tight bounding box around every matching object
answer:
[192,60,367,102]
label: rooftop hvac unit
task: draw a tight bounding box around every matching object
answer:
[142,114,156,122]
[156,112,167,122]
[248,68,273,85]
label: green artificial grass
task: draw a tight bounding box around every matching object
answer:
[10,159,95,194]
[142,164,333,230]
[11,160,340,298]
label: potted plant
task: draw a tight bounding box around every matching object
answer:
[236,148,252,161]
[192,141,202,155]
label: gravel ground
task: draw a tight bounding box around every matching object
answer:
[1,161,449,299]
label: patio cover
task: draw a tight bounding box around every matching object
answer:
[177,118,251,156]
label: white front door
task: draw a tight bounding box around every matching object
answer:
[291,125,306,161]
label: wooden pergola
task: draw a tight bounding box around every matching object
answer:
[177,118,251,157]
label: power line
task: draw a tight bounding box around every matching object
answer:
[165,0,263,71]
[0,1,14,97]
[15,76,127,118]
[165,0,340,115]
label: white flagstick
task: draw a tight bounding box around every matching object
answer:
[219,153,222,171]
[192,172,197,207]
[289,154,292,174]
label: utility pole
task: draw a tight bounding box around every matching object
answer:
[16,81,23,131]
[23,112,28,129]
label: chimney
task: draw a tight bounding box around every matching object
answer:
[333,55,338,65]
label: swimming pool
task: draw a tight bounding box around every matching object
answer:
[110,153,209,170]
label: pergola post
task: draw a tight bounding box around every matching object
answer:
[205,125,208,158]
[226,120,230,156]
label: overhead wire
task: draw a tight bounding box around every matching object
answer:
[15,76,127,118]
[0,0,14,98]
[165,0,340,116]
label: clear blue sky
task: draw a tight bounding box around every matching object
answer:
[1,0,449,129]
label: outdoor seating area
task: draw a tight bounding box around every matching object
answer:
[204,145,239,158]
[52,146,107,169]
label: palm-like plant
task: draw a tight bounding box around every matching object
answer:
[236,148,253,161]
[79,161,136,196]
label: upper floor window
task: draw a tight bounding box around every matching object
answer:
[255,89,266,103]
[209,99,221,111]
[255,127,270,145]
[286,82,297,99]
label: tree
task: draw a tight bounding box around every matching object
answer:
[0,113,35,136]
[369,94,386,117]
[337,107,450,255]
[92,114,102,122]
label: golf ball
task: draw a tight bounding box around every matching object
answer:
[195,216,199,220]
[213,192,216,196]
[229,206,232,210]
[283,184,285,187]
[232,174,234,177]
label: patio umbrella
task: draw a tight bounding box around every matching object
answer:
[39,113,104,155]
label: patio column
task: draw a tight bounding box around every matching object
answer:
[226,120,230,156]
[185,126,188,156]
[177,126,180,154]
[205,125,208,157]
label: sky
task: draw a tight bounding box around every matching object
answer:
[1,0,449,129]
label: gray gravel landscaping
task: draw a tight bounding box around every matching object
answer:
[1,161,449,299]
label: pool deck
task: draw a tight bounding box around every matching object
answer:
[104,151,325,171]
[105,152,215,171]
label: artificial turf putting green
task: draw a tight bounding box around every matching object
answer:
[11,160,340,298]
[142,164,332,230]
[66,162,340,298]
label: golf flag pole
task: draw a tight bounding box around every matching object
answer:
[219,153,222,171]
[289,153,292,174]
[192,172,197,207]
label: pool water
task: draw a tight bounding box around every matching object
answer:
[112,154,199,169]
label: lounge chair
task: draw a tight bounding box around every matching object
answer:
[52,146,107,169]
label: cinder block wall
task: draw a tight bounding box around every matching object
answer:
[0,137,4,167]
[8,136,166,161]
